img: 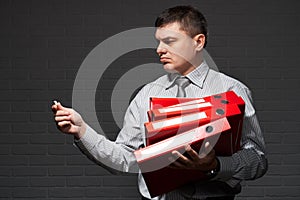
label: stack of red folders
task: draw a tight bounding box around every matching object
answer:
[134,91,245,197]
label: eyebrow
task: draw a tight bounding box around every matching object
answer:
[156,36,178,41]
[163,36,177,40]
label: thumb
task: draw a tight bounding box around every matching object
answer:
[56,102,64,110]
[57,102,75,115]
[54,101,69,112]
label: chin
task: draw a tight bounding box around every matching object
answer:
[163,63,180,74]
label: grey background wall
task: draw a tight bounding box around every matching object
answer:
[0,0,299,199]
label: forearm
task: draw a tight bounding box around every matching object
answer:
[74,124,141,173]
[214,115,268,183]
[216,147,267,181]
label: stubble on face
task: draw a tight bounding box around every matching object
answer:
[155,22,198,75]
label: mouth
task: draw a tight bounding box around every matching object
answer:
[160,58,171,64]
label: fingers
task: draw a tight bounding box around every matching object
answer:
[52,101,61,113]
[170,144,208,165]
[56,102,64,110]
[55,110,71,116]
[168,143,217,170]
[55,115,71,122]
[172,150,189,163]
[51,104,58,113]
[54,106,71,122]
[51,101,84,138]
[57,121,78,134]
[52,102,72,120]
[57,121,77,135]
[57,121,71,127]
[51,101,71,113]
[52,101,72,129]
[185,145,201,161]
[204,141,213,152]
[199,141,213,158]
[168,150,188,169]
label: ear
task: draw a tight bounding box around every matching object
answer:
[193,34,206,51]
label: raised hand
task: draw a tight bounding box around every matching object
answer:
[52,101,86,139]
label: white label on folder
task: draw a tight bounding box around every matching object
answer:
[138,118,229,160]
[140,129,198,156]
[152,112,207,130]
[158,102,212,114]
[167,99,205,108]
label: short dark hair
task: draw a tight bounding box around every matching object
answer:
[155,5,208,48]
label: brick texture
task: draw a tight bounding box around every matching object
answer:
[1,0,299,199]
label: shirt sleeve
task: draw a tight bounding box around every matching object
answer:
[74,93,145,174]
[213,85,268,187]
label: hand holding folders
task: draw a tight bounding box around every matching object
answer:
[134,91,245,197]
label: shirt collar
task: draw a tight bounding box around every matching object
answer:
[186,61,209,89]
[166,73,181,89]
[165,61,210,89]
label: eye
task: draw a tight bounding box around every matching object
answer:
[163,40,173,45]
[163,38,176,45]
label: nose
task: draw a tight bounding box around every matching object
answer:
[156,42,167,56]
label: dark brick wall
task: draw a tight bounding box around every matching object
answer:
[0,0,299,199]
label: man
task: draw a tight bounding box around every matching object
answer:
[52,5,267,200]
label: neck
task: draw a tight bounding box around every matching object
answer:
[180,56,203,76]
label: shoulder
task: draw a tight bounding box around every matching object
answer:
[206,69,255,114]
[216,70,248,89]
[208,69,250,93]
[146,74,169,87]
[129,74,168,105]
[217,71,256,115]
[137,74,169,94]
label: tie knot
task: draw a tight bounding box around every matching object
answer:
[175,76,190,97]
[175,76,190,88]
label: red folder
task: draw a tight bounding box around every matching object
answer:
[148,91,245,121]
[145,103,244,152]
[137,91,245,197]
[135,118,232,197]
[150,97,201,109]
[149,101,212,121]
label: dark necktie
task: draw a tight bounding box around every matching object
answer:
[175,76,190,97]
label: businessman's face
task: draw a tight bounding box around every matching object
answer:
[155,22,203,75]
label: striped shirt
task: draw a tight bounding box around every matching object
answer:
[75,61,267,199]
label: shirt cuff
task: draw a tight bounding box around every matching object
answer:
[74,125,101,151]
[212,156,234,181]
